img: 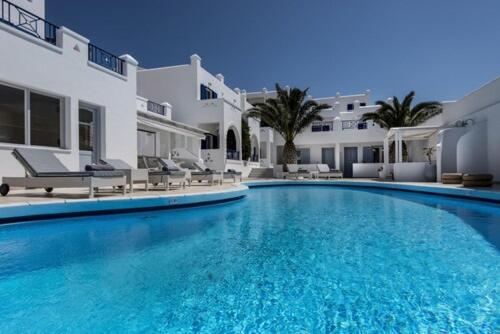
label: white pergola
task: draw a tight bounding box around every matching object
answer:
[384,125,447,168]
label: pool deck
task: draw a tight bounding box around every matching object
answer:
[0,178,498,223]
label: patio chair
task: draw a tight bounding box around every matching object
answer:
[285,164,314,179]
[99,158,149,193]
[193,161,241,183]
[0,148,126,198]
[315,164,343,179]
[156,158,192,186]
[138,156,187,191]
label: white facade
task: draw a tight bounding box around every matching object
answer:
[435,77,500,181]
[0,0,139,177]
[137,55,260,173]
[246,89,387,177]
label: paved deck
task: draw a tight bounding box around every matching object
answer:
[0,182,239,206]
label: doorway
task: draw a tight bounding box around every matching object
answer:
[343,147,358,178]
[321,147,336,169]
[79,106,100,170]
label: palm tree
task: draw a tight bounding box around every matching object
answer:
[248,84,331,171]
[361,91,442,162]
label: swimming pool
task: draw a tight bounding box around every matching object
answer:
[0,185,498,333]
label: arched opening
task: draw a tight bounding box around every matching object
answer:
[226,127,240,160]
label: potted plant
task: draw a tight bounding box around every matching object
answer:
[423,147,437,181]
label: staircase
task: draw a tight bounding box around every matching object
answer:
[248,168,274,179]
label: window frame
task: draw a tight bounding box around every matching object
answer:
[0,80,65,149]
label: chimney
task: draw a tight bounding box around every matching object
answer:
[216,73,224,83]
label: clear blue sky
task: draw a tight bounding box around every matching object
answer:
[47,0,500,102]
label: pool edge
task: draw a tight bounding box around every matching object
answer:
[243,180,500,204]
[0,185,249,224]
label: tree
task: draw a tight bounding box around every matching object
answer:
[241,118,251,161]
[248,84,331,171]
[361,91,442,162]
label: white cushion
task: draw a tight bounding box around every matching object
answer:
[317,164,330,173]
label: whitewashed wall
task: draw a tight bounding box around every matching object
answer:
[0,24,138,178]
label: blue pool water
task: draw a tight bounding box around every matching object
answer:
[0,186,499,333]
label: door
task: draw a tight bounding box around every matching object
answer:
[79,107,99,170]
[343,147,358,178]
[321,147,336,169]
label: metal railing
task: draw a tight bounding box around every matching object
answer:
[88,43,124,75]
[226,150,240,160]
[1,0,59,45]
[147,100,165,116]
[342,120,367,130]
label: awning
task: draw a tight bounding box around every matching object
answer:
[137,113,205,139]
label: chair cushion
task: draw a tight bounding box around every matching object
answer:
[85,164,115,172]
[317,164,330,173]
[13,148,69,176]
[463,174,493,181]
[160,159,181,171]
[287,164,299,173]
[100,158,133,170]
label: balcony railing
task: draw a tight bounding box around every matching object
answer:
[226,150,240,160]
[147,100,165,116]
[0,0,59,45]
[342,120,368,130]
[88,43,124,75]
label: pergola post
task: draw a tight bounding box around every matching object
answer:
[383,137,390,177]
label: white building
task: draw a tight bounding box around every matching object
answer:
[137,55,261,175]
[246,89,387,177]
[0,0,139,176]
[0,0,205,180]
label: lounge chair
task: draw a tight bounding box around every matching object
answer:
[285,164,314,179]
[315,164,343,179]
[0,148,126,198]
[193,161,241,183]
[138,156,188,191]
[99,158,149,193]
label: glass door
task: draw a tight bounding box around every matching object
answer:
[79,107,99,170]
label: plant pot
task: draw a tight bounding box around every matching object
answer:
[424,163,436,182]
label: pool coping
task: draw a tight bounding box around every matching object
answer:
[1,180,498,224]
[243,179,500,203]
[0,185,249,224]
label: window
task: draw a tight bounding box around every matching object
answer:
[137,130,156,156]
[200,84,217,100]
[0,84,25,144]
[30,92,61,147]
[360,102,366,107]
[357,122,367,130]
[201,133,219,149]
[0,83,63,147]
[347,103,354,111]
[296,148,310,164]
[311,121,334,132]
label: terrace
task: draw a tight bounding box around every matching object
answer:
[0,0,126,76]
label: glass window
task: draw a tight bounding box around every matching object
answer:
[30,92,61,147]
[0,84,25,144]
[311,122,322,132]
[137,130,156,156]
[200,84,217,100]
[79,108,94,151]
[357,122,367,130]
[360,102,366,107]
[296,148,310,164]
[347,103,354,111]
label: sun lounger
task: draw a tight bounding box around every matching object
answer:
[0,148,126,198]
[315,164,343,179]
[138,156,187,190]
[285,164,314,179]
[193,161,241,183]
[100,158,149,193]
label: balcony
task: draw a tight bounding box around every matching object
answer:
[0,0,125,76]
[146,100,166,116]
[0,0,58,45]
[88,44,124,75]
[342,120,368,130]
[136,96,171,119]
